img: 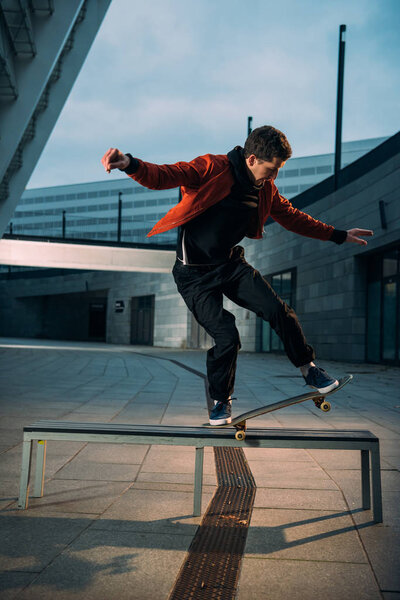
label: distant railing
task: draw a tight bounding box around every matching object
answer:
[6,213,177,246]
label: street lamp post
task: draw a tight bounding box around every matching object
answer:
[334,24,346,190]
[117,192,122,242]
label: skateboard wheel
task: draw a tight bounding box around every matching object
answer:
[235,430,246,441]
[320,401,331,412]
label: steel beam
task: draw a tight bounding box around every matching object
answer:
[0,0,112,236]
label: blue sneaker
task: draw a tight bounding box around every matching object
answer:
[209,399,232,425]
[303,366,339,394]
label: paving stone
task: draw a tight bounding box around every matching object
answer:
[254,487,348,511]
[249,460,327,478]
[243,447,314,461]
[141,447,216,475]
[356,526,400,591]
[250,475,338,490]
[71,443,149,464]
[307,449,364,469]
[245,508,366,563]
[131,481,216,494]
[328,469,400,491]
[92,487,213,535]
[136,470,217,486]
[0,512,96,571]
[53,461,141,482]
[237,558,381,600]
[0,571,40,599]
[16,529,194,600]
[7,480,132,514]
[383,456,400,470]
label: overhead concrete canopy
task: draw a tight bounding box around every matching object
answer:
[0,238,175,273]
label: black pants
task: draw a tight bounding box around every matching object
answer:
[172,246,315,402]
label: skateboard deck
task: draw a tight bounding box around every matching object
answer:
[204,374,353,440]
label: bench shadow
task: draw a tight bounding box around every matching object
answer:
[0,508,377,594]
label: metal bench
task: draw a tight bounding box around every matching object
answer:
[18,421,383,522]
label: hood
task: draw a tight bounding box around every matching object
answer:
[227,146,257,193]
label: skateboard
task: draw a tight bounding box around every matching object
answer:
[204,374,353,440]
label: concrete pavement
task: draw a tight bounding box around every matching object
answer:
[0,338,399,599]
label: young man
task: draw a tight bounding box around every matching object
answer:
[101,126,373,425]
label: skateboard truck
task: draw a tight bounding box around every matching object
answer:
[312,396,331,412]
[233,422,247,441]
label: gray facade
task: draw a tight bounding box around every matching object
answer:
[1,133,399,363]
[242,141,400,362]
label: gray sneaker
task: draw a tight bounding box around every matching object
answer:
[209,399,232,425]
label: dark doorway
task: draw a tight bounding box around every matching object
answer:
[258,268,297,353]
[367,245,400,364]
[131,295,155,345]
[89,302,107,341]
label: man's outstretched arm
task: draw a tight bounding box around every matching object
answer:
[270,188,373,245]
[101,147,230,190]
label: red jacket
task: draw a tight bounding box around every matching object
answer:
[126,153,334,241]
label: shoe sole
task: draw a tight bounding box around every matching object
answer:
[209,416,232,425]
[310,380,339,394]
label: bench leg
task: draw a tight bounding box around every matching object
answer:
[361,450,370,510]
[193,447,204,516]
[18,439,33,509]
[33,440,47,497]
[370,446,383,523]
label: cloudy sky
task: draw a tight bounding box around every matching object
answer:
[27,0,400,189]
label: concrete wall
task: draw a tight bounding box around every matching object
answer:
[0,268,188,348]
[238,151,400,361]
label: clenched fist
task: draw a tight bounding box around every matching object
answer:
[101,148,130,173]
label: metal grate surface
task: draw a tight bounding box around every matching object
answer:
[134,352,257,600]
[168,447,256,600]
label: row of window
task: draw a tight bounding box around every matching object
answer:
[18,185,158,204]
[7,226,176,242]
[11,214,165,230]
[14,197,177,217]
[277,165,333,179]
[279,184,311,195]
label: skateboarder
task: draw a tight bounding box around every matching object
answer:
[101,125,373,425]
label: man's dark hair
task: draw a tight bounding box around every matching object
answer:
[244,125,292,161]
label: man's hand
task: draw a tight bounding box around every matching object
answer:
[101,148,130,173]
[346,228,374,246]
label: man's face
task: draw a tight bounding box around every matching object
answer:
[245,155,286,186]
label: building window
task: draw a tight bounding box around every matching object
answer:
[285,169,299,178]
[284,185,299,194]
[257,268,296,353]
[316,165,332,174]
[366,246,400,364]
